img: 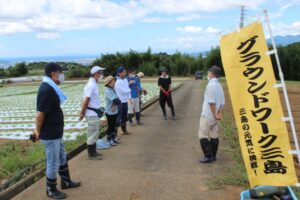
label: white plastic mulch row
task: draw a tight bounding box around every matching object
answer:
[0,81,180,141]
[0,117,81,123]
[0,122,87,130]
[0,131,83,141]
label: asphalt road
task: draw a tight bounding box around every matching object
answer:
[13,80,240,200]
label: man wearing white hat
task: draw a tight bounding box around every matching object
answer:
[79,66,105,160]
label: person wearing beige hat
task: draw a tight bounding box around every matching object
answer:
[136,72,147,112]
[104,75,121,146]
[79,66,105,160]
[137,72,144,78]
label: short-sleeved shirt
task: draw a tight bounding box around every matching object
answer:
[83,78,101,117]
[201,78,225,121]
[158,76,172,95]
[105,87,119,115]
[37,82,64,140]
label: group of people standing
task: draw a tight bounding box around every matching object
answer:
[34,62,224,199]
[79,66,149,160]
[79,66,178,160]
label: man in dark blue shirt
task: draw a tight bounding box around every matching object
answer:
[127,69,143,125]
[35,62,80,199]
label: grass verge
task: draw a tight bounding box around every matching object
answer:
[208,112,249,189]
[0,133,86,188]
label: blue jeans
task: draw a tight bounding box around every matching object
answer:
[41,138,67,179]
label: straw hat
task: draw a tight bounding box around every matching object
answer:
[137,72,144,78]
[104,75,114,86]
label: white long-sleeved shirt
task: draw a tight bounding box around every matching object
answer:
[115,76,131,103]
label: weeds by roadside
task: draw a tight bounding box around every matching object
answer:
[0,133,86,189]
[208,112,249,189]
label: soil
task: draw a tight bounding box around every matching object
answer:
[223,81,300,180]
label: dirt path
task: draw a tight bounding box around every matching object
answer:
[13,80,242,200]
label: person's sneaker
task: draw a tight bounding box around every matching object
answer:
[113,138,121,144]
[109,139,117,146]
[199,157,212,163]
[172,116,177,120]
[137,121,144,125]
[163,116,167,120]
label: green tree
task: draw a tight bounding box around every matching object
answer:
[8,62,28,77]
[0,69,7,78]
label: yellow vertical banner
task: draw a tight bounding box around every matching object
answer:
[220,21,298,187]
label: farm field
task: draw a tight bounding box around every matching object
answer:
[0,80,181,141]
[223,81,300,180]
[0,79,182,189]
[224,82,300,147]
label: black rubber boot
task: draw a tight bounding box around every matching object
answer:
[136,112,143,125]
[87,144,101,160]
[58,163,81,189]
[114,127,121,144]
[46,177,67,199]
[211,138,219,161]
[161,105,167,119]
[92,143,102,156]
[121,125,129,135]
[171,107,176,117]
[199,138,212,163]
[128,114,134,124]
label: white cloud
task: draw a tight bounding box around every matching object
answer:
[140,0,264,14]
[0,0,47,19]
[0,21,31,34]
[176,14,204,22]
[271,21,300,36]
[36,32,61,39]
[177,26,202,33]
[153,34,219,50]
[0,0,266,38]
[270,3,293,19]
[206,27,220,34]
[141,17,173,23]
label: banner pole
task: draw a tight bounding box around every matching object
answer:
[263,10,300,164]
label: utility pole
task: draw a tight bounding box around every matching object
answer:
[239,5,245,28]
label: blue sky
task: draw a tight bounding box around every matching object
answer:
[0,0,299,58]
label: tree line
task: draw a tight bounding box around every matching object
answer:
[0,43,299,80]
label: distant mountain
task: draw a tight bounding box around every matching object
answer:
[0,55,98,69]
[267,34,300,46]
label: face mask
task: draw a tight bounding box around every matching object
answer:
[207,75,211,81]
[99,75,104,80]
[58,74,65,84]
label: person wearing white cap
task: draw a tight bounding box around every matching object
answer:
[79,66,105,160]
